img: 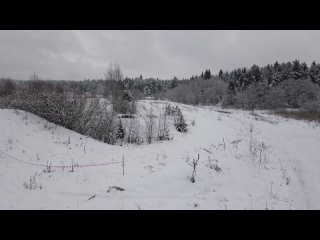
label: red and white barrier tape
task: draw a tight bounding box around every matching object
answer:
[0,149,120,169]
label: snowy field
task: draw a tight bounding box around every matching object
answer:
[1,100,320,209]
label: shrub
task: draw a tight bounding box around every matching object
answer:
[157,111,170,141]
[116,119,125,145]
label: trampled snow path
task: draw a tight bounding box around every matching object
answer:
[0,101,320,209]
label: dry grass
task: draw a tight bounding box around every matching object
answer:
[272,109,320,122]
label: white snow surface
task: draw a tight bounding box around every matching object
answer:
[1,100,320,209]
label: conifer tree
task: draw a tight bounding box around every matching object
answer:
[204,69,211,79]
[174,107,188,133]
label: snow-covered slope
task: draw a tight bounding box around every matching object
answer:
[1,101,320,209]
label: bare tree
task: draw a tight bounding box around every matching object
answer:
[105,63,123,82]
[29,72,40,81]
[188,154,200,183]
[104,63,135,114]
[105,63,123,110]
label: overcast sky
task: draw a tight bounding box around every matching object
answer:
[1,30,320,80]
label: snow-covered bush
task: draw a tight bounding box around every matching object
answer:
[5,87,85,131]
[1,84,120,144]
[116,119,125,146]
[145,108,156,144]
[157,111,170,141]
[23,173,42,190]
[207,157,222,173]
[301,99,320,113]
[221,93,235,107]
[126,117,143,145]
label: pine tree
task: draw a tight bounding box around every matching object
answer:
[290,60,302,79]
[309,61,320,84]
[174,107,188,133]
[144,86,151,96]
[227,81,235,94]
[250,64,261,82]
[271,61,282,85]
[204,69,211,79]
[170,77,179,89]
[262,65,272,86]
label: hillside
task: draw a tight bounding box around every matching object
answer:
[1,100,320,209]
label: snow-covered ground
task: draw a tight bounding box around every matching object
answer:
[1,100,320,209]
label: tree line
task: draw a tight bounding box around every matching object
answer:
[1,59,320,123]
[157,60,320,114]
[217,60,320,111]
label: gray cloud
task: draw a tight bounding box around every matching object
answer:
[1,30,320,80]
